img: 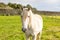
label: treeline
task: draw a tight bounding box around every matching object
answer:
[0,2,60,16]
[0,2,33,9]
[0,2,37,16]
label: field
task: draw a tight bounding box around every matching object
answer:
[0,15,60,40]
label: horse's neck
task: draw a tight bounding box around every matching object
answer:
[30,10,35,26]
[29,10,34,26]
[29,10,34,17]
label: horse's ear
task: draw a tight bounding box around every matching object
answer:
[21,6,27,11]
[21,7,23,11]
[28,8,31,11]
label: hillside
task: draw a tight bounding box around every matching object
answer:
[0,6,13,9]
[37,11,60,16]
[0,3,60,16]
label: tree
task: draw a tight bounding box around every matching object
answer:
[26,4,32,9]
[32,8,37,14]
[8,3,12,7]
[0,3,6,7]
[8,3,17,9]
[17,4,22,9]
[8,3,23,9]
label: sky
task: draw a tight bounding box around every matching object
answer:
[0,0,60,12]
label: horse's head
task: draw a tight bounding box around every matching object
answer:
[21,8,32,32]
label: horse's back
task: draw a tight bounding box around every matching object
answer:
[32,14,43,33]
[34,14,43,24]
[34,14,42,20]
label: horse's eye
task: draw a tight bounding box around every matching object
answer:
[28,16,30,17]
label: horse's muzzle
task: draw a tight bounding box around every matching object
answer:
[22,28,27,32]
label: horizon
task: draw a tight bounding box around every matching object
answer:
[0,0,60,12]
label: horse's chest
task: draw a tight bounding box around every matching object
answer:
[26,27,34,35]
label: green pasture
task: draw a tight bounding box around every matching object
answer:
[0,15,60,40]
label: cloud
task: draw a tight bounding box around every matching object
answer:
[40,0,60,5]
[44,0,58,4]
[0,0,60,11]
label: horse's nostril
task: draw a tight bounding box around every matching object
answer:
[22,28,26,32]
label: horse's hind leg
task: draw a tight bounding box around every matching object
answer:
[40,31,42,40]
[36,32,40,40]
[32,34,38,40]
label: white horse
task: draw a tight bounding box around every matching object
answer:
[21,8,43,40]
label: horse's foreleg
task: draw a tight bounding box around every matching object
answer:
[32,32,42,40]
[37,31,42,40]
[26,34,30,40]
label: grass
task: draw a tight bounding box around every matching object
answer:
[42,15,60,40]
[0,15,60,40]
